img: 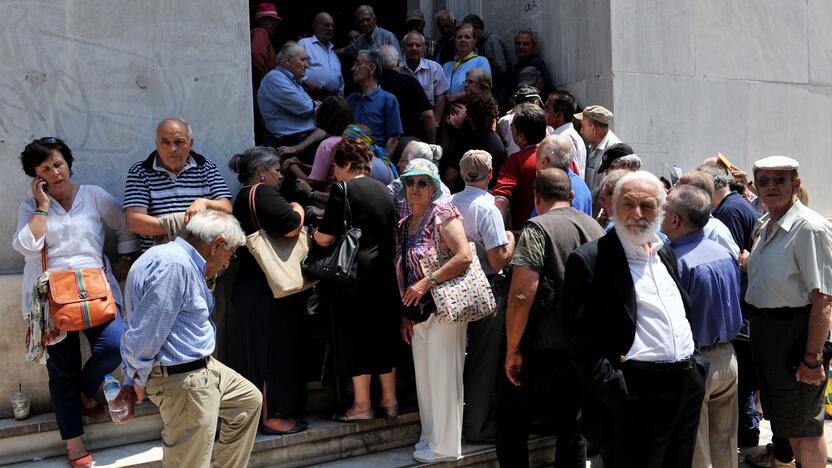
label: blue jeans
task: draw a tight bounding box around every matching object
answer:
[46,313,123,439]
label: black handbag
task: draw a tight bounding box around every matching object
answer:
[399,214,434,323]
[302,182,362,288]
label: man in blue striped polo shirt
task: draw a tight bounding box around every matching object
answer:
[124,117,232,251]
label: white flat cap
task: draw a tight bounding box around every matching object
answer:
[753,155,799,171]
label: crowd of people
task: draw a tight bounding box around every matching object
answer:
[12,4,832,468]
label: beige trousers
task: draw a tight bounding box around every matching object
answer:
[146,357,262,468]
[693,342,739,468]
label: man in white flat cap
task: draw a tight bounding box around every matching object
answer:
[744,156,832,468]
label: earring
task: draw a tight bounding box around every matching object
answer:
[260,175,265,181]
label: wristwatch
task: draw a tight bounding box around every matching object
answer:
[804,351,823,369]
[428,273,438,285]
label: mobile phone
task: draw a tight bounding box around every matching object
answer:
[37,177,48,193]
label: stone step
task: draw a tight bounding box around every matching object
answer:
[0,401,163,466]
[315,435,558,467]
[5,412,422,467]
[0,384,334,466]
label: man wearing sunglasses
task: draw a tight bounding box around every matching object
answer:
[745,156,832,468]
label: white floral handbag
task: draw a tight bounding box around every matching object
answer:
[418,234,496,323]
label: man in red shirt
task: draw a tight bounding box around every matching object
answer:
[493,103,548,230]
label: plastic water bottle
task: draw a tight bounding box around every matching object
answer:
[103,374,128,422]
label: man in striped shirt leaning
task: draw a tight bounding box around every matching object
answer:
[124,117,232,251]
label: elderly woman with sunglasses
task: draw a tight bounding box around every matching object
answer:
[396,158,472,463]
[12,137,139,468]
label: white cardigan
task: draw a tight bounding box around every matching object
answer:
[12,185,138,319]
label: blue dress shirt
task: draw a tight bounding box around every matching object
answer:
[257,67,317,138]
[442,56,491,94]
[121,238,216,386]
[669,231,743,347]
[299,35,344,95]
[347,86,403,146]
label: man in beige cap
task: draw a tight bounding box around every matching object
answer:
[744,156,832,468]
[575,105,621,192]
[450,150,514,444]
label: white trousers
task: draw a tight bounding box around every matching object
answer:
[693,342,739,468]
[412,314,467,457]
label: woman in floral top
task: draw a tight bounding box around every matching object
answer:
[395,158,472,463]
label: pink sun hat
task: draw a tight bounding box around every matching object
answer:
[254,3,282,21]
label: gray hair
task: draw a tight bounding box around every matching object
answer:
[355,5,375,18]
[357,49,383,80]
[277,41,303,65]
[435,9,455,22]
[157,117,193,139]
[536,135,573,171]
[466,68,492,90]
[613,170,666,210]
[408,141,443,163]
[228,146,280,183]
[696,164,732,192]
[666,185,711,229]
[378,45,400,69]
[610,154,642,171]
[402,30,425,48]
[184,210,246,249]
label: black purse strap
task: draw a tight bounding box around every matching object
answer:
[341,181,354,232]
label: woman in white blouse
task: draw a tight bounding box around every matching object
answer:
[12,137,138,468]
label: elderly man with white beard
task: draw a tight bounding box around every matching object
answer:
[564,171,708,468]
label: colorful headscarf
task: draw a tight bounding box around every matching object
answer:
[342,124,398,177]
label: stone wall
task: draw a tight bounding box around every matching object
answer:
[610,0,832,215]
[423,0,832,215]
[0,0,253,417]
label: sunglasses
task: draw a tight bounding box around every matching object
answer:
[755,175,791,188]
[404,178,430,189]
[25,137,60,151]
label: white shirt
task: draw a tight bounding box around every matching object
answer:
[12,185,138,318]
[746,200,832,308]
[553,122,587,178]
[399,58,449,107]
[450,186,509,275]
[703,216,740,259]
[619,234,695,362]
[585,130,621,191]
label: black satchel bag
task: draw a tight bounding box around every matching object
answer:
[302,182,362,288]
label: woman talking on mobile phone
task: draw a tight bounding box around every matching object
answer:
[12,137,139,468]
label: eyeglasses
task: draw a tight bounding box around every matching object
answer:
[755,175,791,188]
[405,178,430,189]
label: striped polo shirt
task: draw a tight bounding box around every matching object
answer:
[124,151,231,250]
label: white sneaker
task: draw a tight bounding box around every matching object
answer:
[412,448,459,463]
[414,440,429,451]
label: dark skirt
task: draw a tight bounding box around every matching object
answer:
[232,268,307,418]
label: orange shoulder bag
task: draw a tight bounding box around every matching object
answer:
[42,248,117,331]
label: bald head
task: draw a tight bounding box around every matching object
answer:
[677,171,715,202]
[534,167,572,203]
[312,12,335,43]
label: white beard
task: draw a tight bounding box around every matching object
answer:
[613,214,663,247]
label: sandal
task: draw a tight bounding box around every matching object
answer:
[333,408,375,422]
[67,451,93,468]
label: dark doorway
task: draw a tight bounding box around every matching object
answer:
[249,1,409,51]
